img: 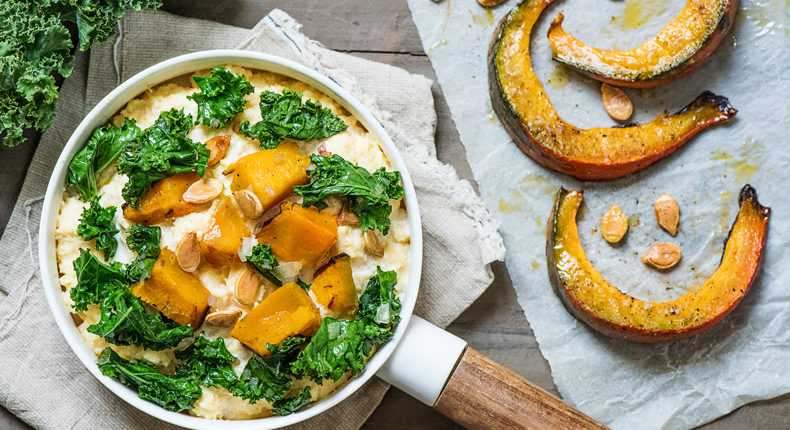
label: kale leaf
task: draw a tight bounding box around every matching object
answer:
[272,386,312,416]
[67,118,141,201]
[245,244,282,287]
[70,248,127,312]
[174,335,238,390]
[187,66,253,129]
[230,354,293,404]
[294,154,404,235]
[266,336,308,375]
[97,348,202,412]
[125,224,161,282]
[117,108,209,208]
[88,283,193,350]
[77,198,119,260]
[0,1,161,147]
[239,89,348,149]
[290,268,400,383]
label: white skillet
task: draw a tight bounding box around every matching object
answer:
[39,50,600,429]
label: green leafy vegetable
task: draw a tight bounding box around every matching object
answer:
[230,354,293,404]
[245,244,282,287]
[175,336,238,390]
[294,154,404,235]
[266,336,308,375]
[291,268,400,383]
[187,66,253,129]
[125,224,161,282]
[97,348,201,412]
[67,118,141,201]
[272,386,312,416]
[88,282,193,350]
[357,267,402,330]
[117,108,209,208]
[0,1,161,147]
[239,89,348,149]
[70,248,127,312]
[77,198,119,260]
[296,279,311,291]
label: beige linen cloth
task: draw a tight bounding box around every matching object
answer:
[0,8,505,430]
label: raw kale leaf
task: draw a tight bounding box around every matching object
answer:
[88,283,193,350]
[97,347,202,412]
[271,386,312,416]
[187,66,253,129]
[290,268,400,383]
[67,118,141,201]
[230,354,293,404]
[77,198,119,260]
[125,224,161,282]
[116,108,209,208]
[174,335,238,390]
[294,154,404,235]
[245,244,282,287]
[239,89,348,149]
[70,248,127,312]
[0,1,161,147]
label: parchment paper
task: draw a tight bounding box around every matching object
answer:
[407,0,790,428]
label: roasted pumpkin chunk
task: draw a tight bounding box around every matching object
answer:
[489,0,737,180]
[230,283,321,356]
[547,185,770,343]
[201,195,250,267]
[256,202,337,269]
[311,254,358,318]
[131,248,211,329]
[547,0,736,87]
[227,142,310,213]
[123,172,202,224]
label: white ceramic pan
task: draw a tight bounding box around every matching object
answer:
[39,50,602,430]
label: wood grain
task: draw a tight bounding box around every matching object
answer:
[435,348,607,430]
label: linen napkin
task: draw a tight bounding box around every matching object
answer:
[0,9,505,430]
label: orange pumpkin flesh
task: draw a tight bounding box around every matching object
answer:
[547,0,737,88]
[311,253,359,318]
[256,202,338,269]
[546,185,770,343]
[488,0,737,181]
[123,172,202,225]
[201,195,250,267]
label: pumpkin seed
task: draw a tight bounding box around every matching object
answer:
[205,309,242,327]
[600,204,628,243]
[364,230,385,257]
[477,0,506,6]
[601,83,633,121]
[182,179,223,204]
[234,190,264,219]
[235,266,261,305]
[176,232,201,272]
[205,135,231,166]
[654,193,679,236]
[338,209,360,227]
[642,242,682,270]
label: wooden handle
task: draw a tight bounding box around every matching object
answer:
[434,348,607,430]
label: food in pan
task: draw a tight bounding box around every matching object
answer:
[547,0,737,88]
[546,185,769,343]
[56,66,411,419]
[488,0,737,181]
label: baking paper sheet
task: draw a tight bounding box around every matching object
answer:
[407,0,790,428]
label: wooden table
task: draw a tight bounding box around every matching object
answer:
[0,1,786,428]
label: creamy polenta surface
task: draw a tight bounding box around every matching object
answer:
[55,65,409,419]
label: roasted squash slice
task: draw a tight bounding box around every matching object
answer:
[312,253,358,318]
[256,202,338,269]
[131,248,211,329]
[231,282,322,356]
[123,172,202,225]
[489,0,737,181]
[226,142,310,213]
[546,185,770,343]
[201,195,250,267]
[547,0,737,88]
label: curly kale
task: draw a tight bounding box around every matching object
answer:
[124,224,161,282]
[77,198,119,260]
[117,108,209,208]
[239,89,348,149]
[70,248,127,312]
[0,0,161,147]
[294,154,404,235]
[187,66,253,129]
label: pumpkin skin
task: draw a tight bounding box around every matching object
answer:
[488,0,737,181]
[547,0,737,88]
[546,185,770,343]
